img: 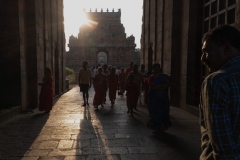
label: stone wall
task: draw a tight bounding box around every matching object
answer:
[0,0,65,112]
[66,9,138,72]
[141,0,240,115]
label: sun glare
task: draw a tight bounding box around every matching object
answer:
[64,0,143,51]
[79,11,89,26]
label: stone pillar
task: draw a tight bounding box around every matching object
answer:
[147,42,153,73]
[236,0,240,29]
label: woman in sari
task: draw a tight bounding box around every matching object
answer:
[147,63,171,131]
[38,67,54,113]
[93,67,107,109]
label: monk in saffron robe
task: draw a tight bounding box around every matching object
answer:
[107,67,118,108]
[125,74,138,117]
[38,67,54,113]
[93,67,106,109]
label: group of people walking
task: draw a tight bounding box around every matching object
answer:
[35,25,240,160]
[78,60,172,132]
[37,24,240,159]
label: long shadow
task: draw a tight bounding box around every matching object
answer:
[132,104,201,160]
[76,87,201,159]
[0,110,50,159]
[91,93,145,158]
[76,88,120,159]
[0,94,67,159]
[150,131,200,159]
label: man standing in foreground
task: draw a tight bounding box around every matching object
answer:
[200,25,240,159]
[79,61,91,106]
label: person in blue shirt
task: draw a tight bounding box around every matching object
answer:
[200,25,240,159]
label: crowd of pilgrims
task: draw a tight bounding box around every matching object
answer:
[37,62,171,132]
[91,62,172,132]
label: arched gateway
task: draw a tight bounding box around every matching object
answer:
[66,8,138,72]
[97,52,107,65]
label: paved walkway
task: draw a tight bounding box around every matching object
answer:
[0,85,201,160]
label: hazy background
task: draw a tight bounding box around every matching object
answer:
[63,0,143,51]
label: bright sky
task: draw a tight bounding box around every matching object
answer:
[63,0,143,51]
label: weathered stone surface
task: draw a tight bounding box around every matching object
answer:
[0,85,201,159]
[66,10,139,72]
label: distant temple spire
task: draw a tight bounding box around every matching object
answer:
[107,8,109,12]
[101,8,103,12]
[95,8,97,12]
[112,8,114,12]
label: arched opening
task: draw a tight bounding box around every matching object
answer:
[97,52,108,66]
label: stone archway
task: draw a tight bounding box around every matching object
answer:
[97,52,107,65]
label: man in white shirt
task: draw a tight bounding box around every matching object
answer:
[79,61,92,106]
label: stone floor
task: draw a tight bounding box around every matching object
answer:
[0,85,201,160]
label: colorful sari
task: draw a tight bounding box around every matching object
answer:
[147,73,171,131]
[39,75,54,111]
[93,74,106,106]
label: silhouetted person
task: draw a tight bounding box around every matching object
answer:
[78,61,91,106]
[107,67,118,108]
[93,67,106,109]
[128,64,143,109]
[147,63,171,132]
[139,64,147,104]
[38,67,54,113]
[125,74,138,117]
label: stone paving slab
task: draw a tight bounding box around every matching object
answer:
[0,85,201,159]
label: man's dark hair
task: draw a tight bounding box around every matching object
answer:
[202,25,240,51]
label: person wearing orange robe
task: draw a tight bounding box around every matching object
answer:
[93,67,106,109]
[125,74,138,117]
[102,64,109,104]
[107,67,119,108]
[38,67,54,113]
[127,64,144,110]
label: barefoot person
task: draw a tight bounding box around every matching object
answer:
[128,64,144,109]
[38,67,54,113]
[93,67,106,109]
[147,63,171,131]
[125,74,138,117]
[107,67,118,108]
[78,61,91,106]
